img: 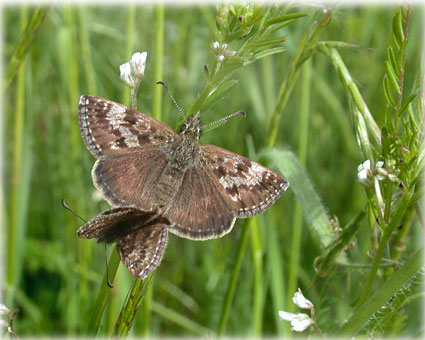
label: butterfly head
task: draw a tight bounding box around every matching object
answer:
[179,114,202,140]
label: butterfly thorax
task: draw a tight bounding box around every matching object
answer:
[164,115,202,168]
[168,134,200,169]
[149,116,202,210]
[179,115,201,140]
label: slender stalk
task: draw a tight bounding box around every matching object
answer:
[267,10,331,148]
[394,5,410,129]
[217,226,250,336]
[78,7,96,95]
[267,213,286,336]
[7,5,29,308]
[113,278,152,337]
[139,276,153,337]
[4,6,48,92]
[151,301,213,335]
[64,6,82,333]
[339,248,423,336]
[85,246,120,335]
[355,191,413,309]
[317,46,381,146]
[121,4,135,107]
[250,217,263,336]
[152,3,164,121]
[286,59,312,323]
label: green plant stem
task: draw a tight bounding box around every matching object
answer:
[355,191,413,310]
[189,83,215,116]
[266,45,302,148]
[152,3,164,121]
[250,217,263,336]
[217,226,250,336]
[85,246,120,335]
[317,46,381,146]
[394,6,410,129]
[122,5,136,107]
[78,7,96,95]
[4,6,48,92]
[339,248,423,336]
[267,214,285,336]
[267,10,331,148]
[139,276,153,337]
[7,6,28,307]
[151,301,212,336]
[113,278,151,337]
[286,60,311,320]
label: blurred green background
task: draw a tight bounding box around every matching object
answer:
[3,3,423,338]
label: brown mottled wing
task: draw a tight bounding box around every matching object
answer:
[79,95,177,159]
[201,145,288,218]
[92,151,170,211]
[164,166,236,240]
[76,207,169,279]
[117,224,168,279]
[76,207,167,243]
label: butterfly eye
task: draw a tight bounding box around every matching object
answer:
[180,123,187,133]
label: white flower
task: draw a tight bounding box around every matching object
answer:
[218,55,225,62]
[212,41,220,49]
[120,51,147,88]
[357,160,372,186]
[130,52,147,78]
[0,304,10,315]
[119,61,135,88]
[278,311,314,332]
[292,288,314,309]
[0,319,8,330]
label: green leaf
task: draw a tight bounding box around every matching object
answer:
[387,46,400,77]
[263,149,334,248]
[315,40,366,50]
[263,19,297,38]
[244,47,286,65]
[398,94,417,117]
[257,6,273,31]
[5,6,49,91]
[202,79,239,111]
[385,60,400,94]
[393,11,405,45]
[244,36,287,50]
[383,75,396,107]
[264,12,308,26]
[338,249,423,337]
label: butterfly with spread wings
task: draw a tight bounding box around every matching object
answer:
[77,90,288,278]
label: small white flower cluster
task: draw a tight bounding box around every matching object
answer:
[357,160,397,187]
[120,52,147,88]
[0,303,16,338]
[278,289,316,332]
[212,41,236,62]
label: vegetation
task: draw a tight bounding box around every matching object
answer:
[3,3,423,338]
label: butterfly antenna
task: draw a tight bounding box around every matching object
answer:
[105,243,114,288]
[201,110,246,129]
[156,81,186,121]
[61,199,87,223]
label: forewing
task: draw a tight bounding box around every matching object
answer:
[92,150,169,211]
[79,95,177,159]
[76,207,162,243]
[117,224,168,279]
[201,145,288,218]
[164,166,236,240]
